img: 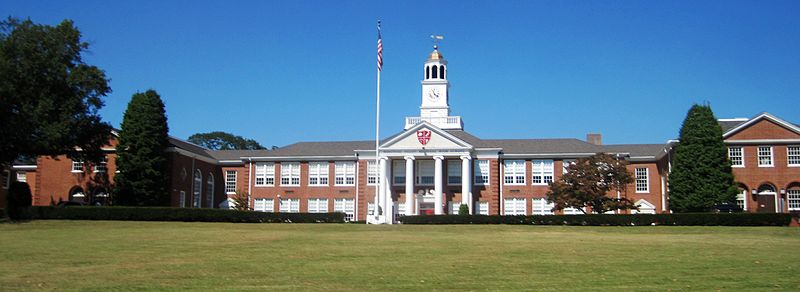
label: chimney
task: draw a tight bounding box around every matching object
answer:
[586,133,602,145]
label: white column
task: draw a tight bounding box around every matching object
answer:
[378,157,388,223]
[434,156,444,215]
[404,156,415,216]
[385,158,394,224]
[461,155,472,214]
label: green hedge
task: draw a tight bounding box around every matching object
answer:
[399,213,794,226]
[29,206,345,223]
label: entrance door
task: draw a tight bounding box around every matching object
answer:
[757,194,776,213]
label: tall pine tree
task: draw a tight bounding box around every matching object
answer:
[113,90,170,206]
[669,104,737,212]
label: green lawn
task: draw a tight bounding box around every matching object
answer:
[1,221,798,290]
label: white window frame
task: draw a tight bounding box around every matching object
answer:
[16,171,27,183]
[280,162,301,186]
[308,162,329,186]
[254,198,274,212]
[562,207,584,215]
[562,159,575,174]
[531,160,554,185]
[335,162,356,186]
[757,146,773,167]
[93,156,108,173]
[71,160,83,173]
[179,191,186,208]
[225,170,237,194]
[307,198,328,213]
[787,146,800,167]
[447,160,462,185]
[392,160,406,186]
[193,170,202,208]
[254,162,275,186]
[334,198,355,221]
[280,198,300,213]
[788,189,800,211]
[635,167,649,193]
[728,147,744,168]
[736,189,747,210]
[478,201,489,215]
[473,159,489,185]
[503,160,526,185]
[532,198,555,215]
[415,160,434,186]
[367,161,379,185]
[503,197,526,215]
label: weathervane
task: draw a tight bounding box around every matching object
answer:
[430,34,444,49]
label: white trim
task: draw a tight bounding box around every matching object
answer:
[728,146,744,168]
[725,139,800,144]
[787,146,800,167]
[635,167,649,193]
[242,155,357,161]
[757,146,774,167]
[379,121,474,149]
[722,112,800,139]
[11,165,37,170]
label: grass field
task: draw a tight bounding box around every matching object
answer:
[1,221,799,290]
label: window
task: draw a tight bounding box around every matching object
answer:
[635,167,649,193]
[758,146,773,167]
[395,202,405,220]
[367,161,379,185]
[254,198,274,212]
[532,198,554,215]
[503,160,525,185]
[563,207,584,215]
[193,170,202,208]
[94,157,108,173]
[335,162,356,186]
[254,162,275,186]
[334,198,355,221]
[788,146,800,166]
[71,160,83,172]
[392,160,405,185]
[474,160,489,185]
[788,189,800,211]
[368,202,375,215]
[531,160,554,185]
[308,162,329,186]
[504,198,526,215]
[478,201,489,215]
[416,160,434,185]
[179,191,186,208]
[280,198,300,213]
[206,174,214,208]
[562,159,575,174]
[448,201,460,214]
[736,189,746,210]
[307,198,328,213]
[1,170,9,189]
[728,147,744,167]
[281,162,301,186]
[225,170,237,194]
[16,171,26,183]
[447,160,461,185]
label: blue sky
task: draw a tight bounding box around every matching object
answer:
[4,1,799,147]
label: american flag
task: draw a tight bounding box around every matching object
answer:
[377,20,383,72]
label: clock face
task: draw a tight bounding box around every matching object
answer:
[427,88,441,101]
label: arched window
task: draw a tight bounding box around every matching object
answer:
[93,187,109,206]
[69,187,86,203]
[440,65,445,79]
[206,173,214,208]
[426,66,430,79]
[758,184,776,194]
[432,65,438,79]
[193,170,202,208]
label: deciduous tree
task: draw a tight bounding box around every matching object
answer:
[0,17,111,166]
[113,90,170,206]
[546,153,637,214]
[188,131,265,150]
[669,104,737,212]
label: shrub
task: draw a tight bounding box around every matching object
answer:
[399,213,793,226]
[29,206,345,223]
[6,181,32,220]
[458,204,469,215]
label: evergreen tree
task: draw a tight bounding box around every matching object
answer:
[113,90,170,206]
[669,104,737,212]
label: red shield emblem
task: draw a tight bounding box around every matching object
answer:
[416,130,431,145]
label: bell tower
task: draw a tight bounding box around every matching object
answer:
[420,45,450,118]
[405,39,463,130]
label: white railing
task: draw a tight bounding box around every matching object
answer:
[404,116,462,129]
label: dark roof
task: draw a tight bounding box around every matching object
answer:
[603,144,667,158]
[167,136,217,159]
[718,119,748,133]
[213,141,373,159]
[484,138,603,154]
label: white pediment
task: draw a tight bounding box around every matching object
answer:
[381,121,472,150]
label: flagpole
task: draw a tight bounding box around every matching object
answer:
[374,19,382,224]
